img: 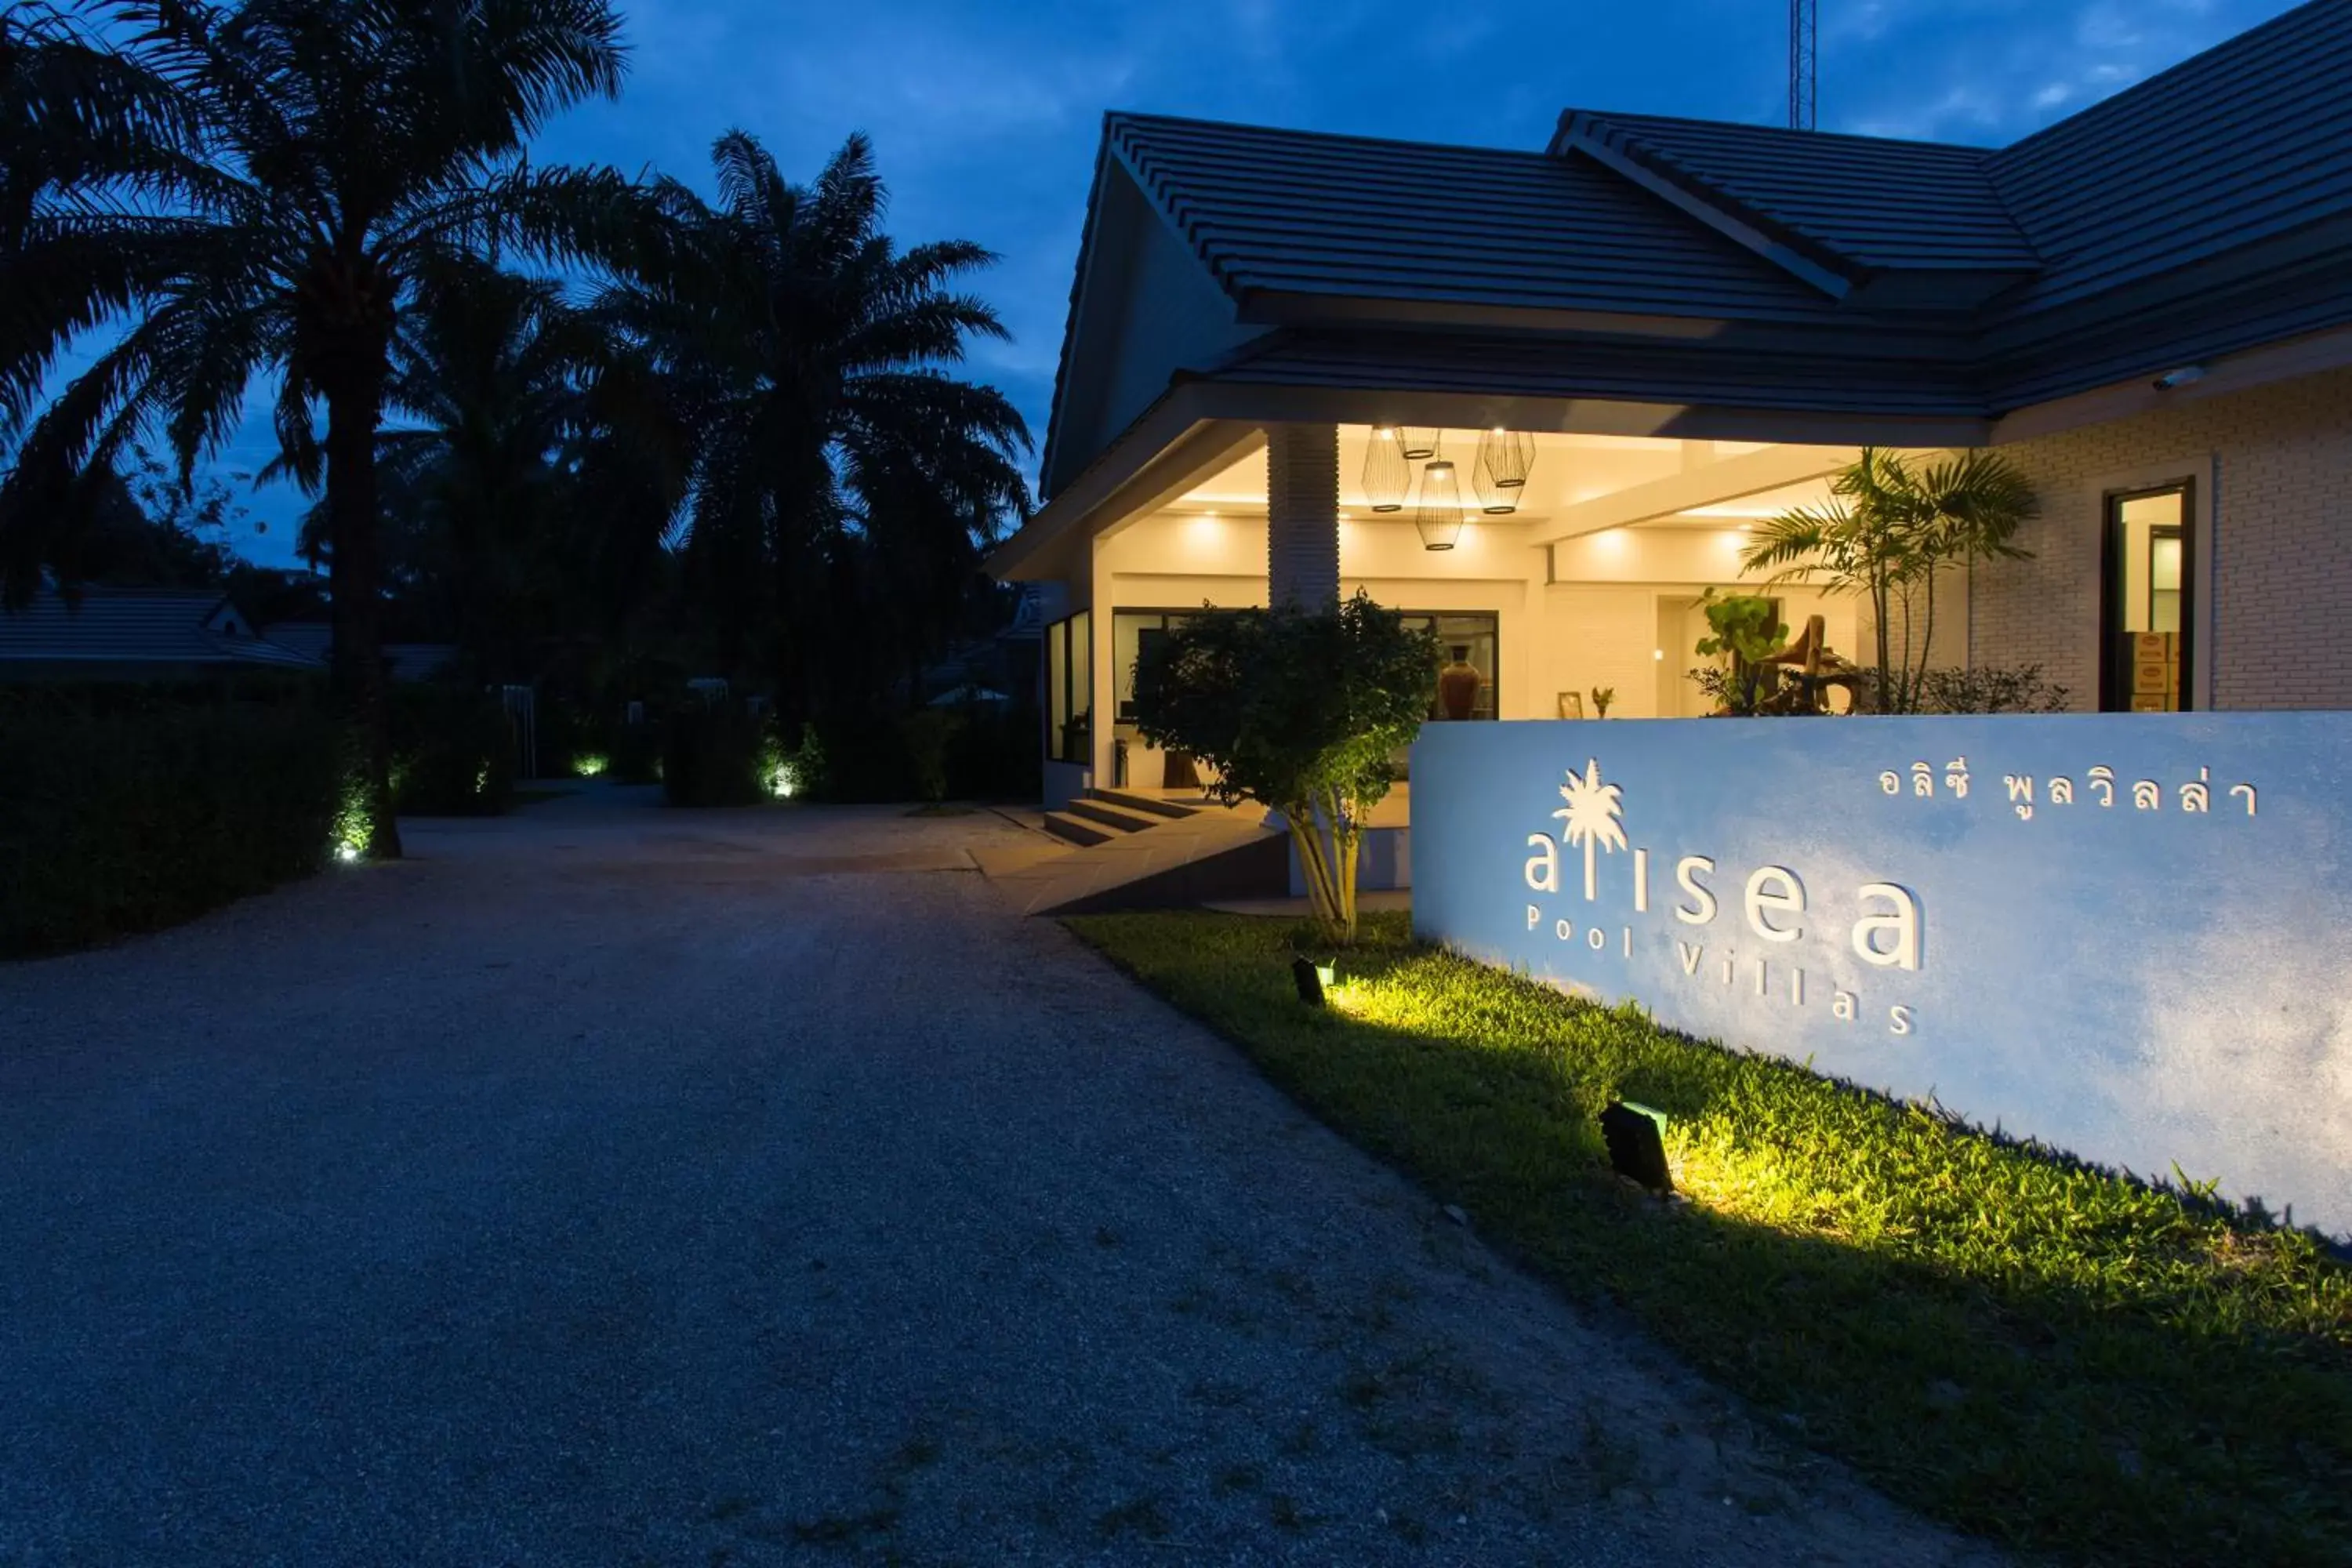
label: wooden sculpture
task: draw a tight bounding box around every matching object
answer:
[1757,614,1865,714]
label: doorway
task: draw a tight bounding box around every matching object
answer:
[2101,485,2194,712]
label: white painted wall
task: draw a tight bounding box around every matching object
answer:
[1086,510,1872,755]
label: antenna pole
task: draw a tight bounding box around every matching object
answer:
[1789,0,1817,129]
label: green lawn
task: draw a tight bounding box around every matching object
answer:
[1065,910,2352,1566]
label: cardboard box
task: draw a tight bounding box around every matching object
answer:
[2130,695,2170,713]
[2134,659,2172,696]
[2132,631,2173,662]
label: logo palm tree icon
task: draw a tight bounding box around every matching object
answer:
[1553,759,1628,901]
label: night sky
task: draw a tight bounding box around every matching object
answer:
[204,0,2299,564]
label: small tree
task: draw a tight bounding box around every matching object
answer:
[1133,593,1434,945]
[1688,590,1786,715]
[1740,448,2037,713]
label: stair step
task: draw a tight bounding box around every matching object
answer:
[1090,787,1203,821]
[1042,811,1112,848]
[1065,797,1162,834]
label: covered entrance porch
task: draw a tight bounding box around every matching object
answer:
[996,420,1955,809]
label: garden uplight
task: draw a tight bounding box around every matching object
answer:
[1291,956,1338,1007]
[1601,1100,1673,1192]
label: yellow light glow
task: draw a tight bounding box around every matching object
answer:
[1653,648,1665,662]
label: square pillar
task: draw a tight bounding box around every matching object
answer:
[1267,423,1341,608]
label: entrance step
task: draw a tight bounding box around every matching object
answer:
[1089,787,1204,821]
[1065,797,1163,835]
[987,797,1288,916]
[1042,811,1113,847]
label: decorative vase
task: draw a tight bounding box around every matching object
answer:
[1437,648,1481,721]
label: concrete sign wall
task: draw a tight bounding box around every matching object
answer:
[1409,713,2352,1239]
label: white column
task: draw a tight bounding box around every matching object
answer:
[1266,423,1341,609]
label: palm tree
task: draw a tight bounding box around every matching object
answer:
[604,130,1029,722]
[289,261,681,684]
[2,0,649,857]
[1553,759,1628,902]
[1740,448,2036,713]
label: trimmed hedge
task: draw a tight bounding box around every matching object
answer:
[390,684,515,816]
[661,702,771,806]
[0,699,341,956]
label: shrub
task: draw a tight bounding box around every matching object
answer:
[607,716,662,783]
[389,684,515,815]
[1134,592,1434,943]
[0,696,341,955]
[661,700,771,806]
[798,713,914,802]
[1918,662,2071,714]
[898,710,958,803]
[944,701,1040,800]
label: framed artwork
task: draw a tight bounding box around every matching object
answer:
[1555,691,1585,719]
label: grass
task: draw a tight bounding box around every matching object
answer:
[1065,910,2352,1567]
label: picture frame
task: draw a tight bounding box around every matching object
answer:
[1555,691,1584,719]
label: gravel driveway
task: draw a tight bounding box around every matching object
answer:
[0,789,1998,1566]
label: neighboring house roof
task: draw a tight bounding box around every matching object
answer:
[0,587,325,675]
[262,621,333,662]
[1033,0,2352,507]
[260,623,459,683]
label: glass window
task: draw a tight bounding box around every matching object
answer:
[2103,488,2191,712]
[1112,611,1193,720]
[1401,612,1500,720]
[1045,611,1091,764]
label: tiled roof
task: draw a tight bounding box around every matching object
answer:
[1987,0,2352,313]
[1557,111,2039,276]
[1106,113,1842,321]
[0,586,325,672]
[1207,330,1987,418]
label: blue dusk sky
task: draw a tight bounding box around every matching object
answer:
[199,0,2300,565]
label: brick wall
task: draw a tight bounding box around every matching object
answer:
[1972,365,2352,710]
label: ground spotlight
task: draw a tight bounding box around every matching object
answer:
[1291,956,1337,1006]
[1601,1101,1672,1192]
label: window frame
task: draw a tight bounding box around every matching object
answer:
[2099,481,2197,713]
[1043,610,1092,765]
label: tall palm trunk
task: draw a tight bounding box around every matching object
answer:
[321,350,403,859]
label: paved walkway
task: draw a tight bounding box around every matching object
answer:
[0,791,1998,1566]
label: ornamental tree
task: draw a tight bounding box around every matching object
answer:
[1132,591,1434,945]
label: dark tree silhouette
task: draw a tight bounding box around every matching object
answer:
[604,131,1029,722]
[2,0,650,857]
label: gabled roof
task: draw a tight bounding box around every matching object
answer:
[0,586,326,673]
[1554,111,2039,281]
[1105,112,1842,322]
[1032,0,2352,512]
[1986,0,2352,313]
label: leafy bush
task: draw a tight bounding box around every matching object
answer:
[1918,662,2071,714]
[1134,592,1434,942]
[661,700,771,806]
[898,710,957,803]
[607,717,662,783]
[0,697,340,955]
[797,713,913,802]
[944,701,1040,800]
[1688,590,1787,716]
[389,685,515,815]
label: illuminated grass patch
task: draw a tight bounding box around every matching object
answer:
[1066,910,2352,1566]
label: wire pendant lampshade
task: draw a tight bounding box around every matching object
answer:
[1397,426,1443,460]
[1475,428,1535,510]
[1414,459,1465,551]
[1362,426,1410,513]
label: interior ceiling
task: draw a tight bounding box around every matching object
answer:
[1174,427,1853,529]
